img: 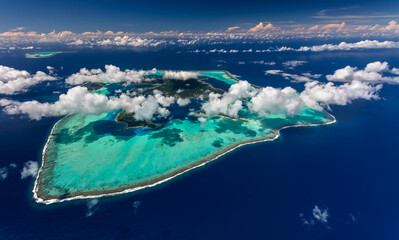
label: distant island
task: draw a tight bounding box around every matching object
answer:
[33,71,335,204]
[25,51,75,59]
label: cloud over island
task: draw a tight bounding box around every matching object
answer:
[0,64,386,122]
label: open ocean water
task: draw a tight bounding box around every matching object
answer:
[0,40,399,239]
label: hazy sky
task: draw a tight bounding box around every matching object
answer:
[1,0,399,32]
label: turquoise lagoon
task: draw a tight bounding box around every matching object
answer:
[34,71,334,203]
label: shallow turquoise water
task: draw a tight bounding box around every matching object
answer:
[36,71,333,200]
[25,51,64,58]
[201,71,238,85]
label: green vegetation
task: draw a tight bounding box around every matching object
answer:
[145,78,224,98]
[117,77,225,128]
[82,82,106,91]
[116,111,158,128]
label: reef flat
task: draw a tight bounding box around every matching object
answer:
[34,71,335,204]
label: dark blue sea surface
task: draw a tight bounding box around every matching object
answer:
[0,42,399,239]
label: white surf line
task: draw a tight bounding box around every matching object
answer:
[33,116,65,204]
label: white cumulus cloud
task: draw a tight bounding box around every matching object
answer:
[21,161,38,179]
[248,22,279,33]
[251,61,276,66]
[0,65,57,95]
[163,71,200,80]
[0,167,8,180]
[276,40,399,52]
[201,81,256,117]
[300,205,330,228]
[326,61,399,84]
[177,98,191,106]
[86,199,99,217]
[391,68,399,75]
[226,26,240,32]
[0,86,173,121]
[201,79,382,118]
[96,36,166,47]
[283,60,307,69]
[248,86,305,116]
[0,64,385,123]
[66,65,157,85]
[265,69,319,82]
[312,205,329,223]
[300,80,382,110]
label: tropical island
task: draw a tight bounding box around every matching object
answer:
[25,51,75,58]
[33,71,335,204]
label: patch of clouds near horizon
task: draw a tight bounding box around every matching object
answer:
[276,40,399,52]
[358,20,399,33]
[251,61,276,66]
[308,22,346,32]
[96,36,167,47]
[20,46,34,50]
[1,21,399,47]
[283,60,307,69]
[247,22,279,33]
[210,49,239,53]
[68,39,85,46]
[226,26,241,32]
[190,40,399,55]
[267,61,399,84]
[265,69,320,82]
[9,27,25,32]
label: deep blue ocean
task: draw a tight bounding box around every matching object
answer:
[0,40,399,239]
